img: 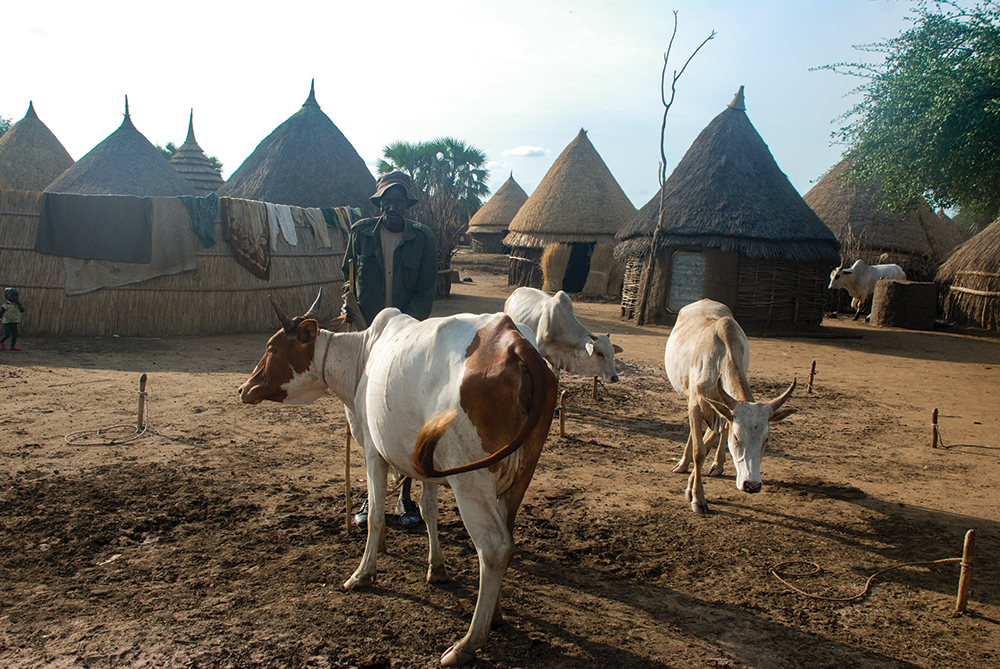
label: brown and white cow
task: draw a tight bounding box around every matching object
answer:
[664,299,797,513]
[238,294,556,666]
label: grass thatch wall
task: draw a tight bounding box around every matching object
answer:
[936,217,1000,330]
[541,243,572,292]
[0,189,345,336]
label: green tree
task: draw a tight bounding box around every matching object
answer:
[822,1,1000,227]
[0,116,12,137]
[156,141,223,173]
[376,137,490,268]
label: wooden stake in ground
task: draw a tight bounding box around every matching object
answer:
[807,361,816,394]
[136,373,147,431]
[559,390,567,438]
[931,408,943,448]
[954,529,977,615]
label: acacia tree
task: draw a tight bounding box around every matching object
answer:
[376,137,490,270]
[823,0,1000,228]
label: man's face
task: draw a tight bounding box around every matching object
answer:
[379,185,409,229]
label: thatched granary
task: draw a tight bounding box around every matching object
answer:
[467,174,527,254]
[804,159,967,282]
[46,98,196,197]
[504,129,635,294]
[616,87,841,330]
[936,216,1000,330]
[0,102,74,191]
[169,110,225,195]
[218,81,376,212]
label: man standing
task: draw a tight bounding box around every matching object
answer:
[342,170,437,529]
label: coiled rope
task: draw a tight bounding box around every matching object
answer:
[65,373,150,446]
[769,556,963,603]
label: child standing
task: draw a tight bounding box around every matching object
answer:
[0,287,25,351]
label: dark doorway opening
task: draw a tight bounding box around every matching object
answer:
[563,242,594,293]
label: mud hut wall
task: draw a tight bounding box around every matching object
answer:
[736,258,831,331]
[470,231,508,254]
[643,246,739,324]
[0,189,345,336]
[943,270,1000,330]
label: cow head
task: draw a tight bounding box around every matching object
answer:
[828,259,848,289]
[238,291,331,405]
[705,378,797,494]
[584,333,623,383]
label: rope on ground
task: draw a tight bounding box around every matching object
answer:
[769,557,962,603]
[65,375,150,446]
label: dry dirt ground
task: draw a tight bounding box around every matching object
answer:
[1,250,999,669]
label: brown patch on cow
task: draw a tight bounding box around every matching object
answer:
[238,320,319,404]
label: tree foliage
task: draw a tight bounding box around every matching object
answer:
[377,137,490,267]
[156,141,223,173]
[0,116,12,138]
[823,0,1000,226]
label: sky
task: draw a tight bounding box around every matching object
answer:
[3,0,919,209]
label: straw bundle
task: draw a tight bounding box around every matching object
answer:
[0,103,74,191]
[541,243,571,292]
[0,189,345,336]
[581,244,617,295]
[937,216,1000,330]
[218,82,376,213]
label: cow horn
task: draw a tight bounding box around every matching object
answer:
[303,288,323,320]
[717,378,739,411]
[769,377,797,411]
[268,294,295,333]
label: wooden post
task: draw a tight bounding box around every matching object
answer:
[136,373,147,431]
[559,390,567,438]
[807,361,816,394]
[931,408,942,448]
[954,529,977,615]
[592,376,599,402]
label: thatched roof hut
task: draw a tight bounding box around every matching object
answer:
[46,98,196,197]
[467,174,527,253]
[804,159,967,281]
[218,81,376,212]
[0,102,74,191]
[169,110,225,195]
[504,129,635,294]
[936,216,1000,330]
[616,87,841,330]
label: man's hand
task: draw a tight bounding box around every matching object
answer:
[340,302,356,323]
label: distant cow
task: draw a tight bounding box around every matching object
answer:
[664,299,797,513]
[238,294,556,667]
[504,286,622,382]
[829,258,907,320]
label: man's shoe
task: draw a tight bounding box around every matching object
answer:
[0,344,6,350]
[396,497,423,529]
[353,498,369,529]
[10,347,19,351]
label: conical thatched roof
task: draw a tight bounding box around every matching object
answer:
[804,159,967,262]
[616,87,840,262]
[218,81,376,211]
[504,129,635,248]
[936,216,1000,329]
[46,98,196,197]
[467,174,528,234]
[169,110,225,195]
[937,216,1000,282]
[0,102,74,191]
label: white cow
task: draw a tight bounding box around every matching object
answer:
[664,299,797,513]
[828,258,907,320]
[238,294,557,667]
[504,286,622,382]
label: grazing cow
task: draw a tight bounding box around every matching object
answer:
[664,299,797,513]
[503,286,622,382]
[238,294,556,667]
[828,258,907,320]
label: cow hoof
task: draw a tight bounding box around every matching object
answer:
[343,573,374,590]
[691,500,709,514]
[441,645,475,667]
[672,461,690,474]
[427,564,450,584]
[707,464,724,477]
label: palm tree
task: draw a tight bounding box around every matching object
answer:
[378,138,490,279]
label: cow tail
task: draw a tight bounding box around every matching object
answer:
[412,336,553,479]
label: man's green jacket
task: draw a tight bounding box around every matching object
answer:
[342,216,437,326]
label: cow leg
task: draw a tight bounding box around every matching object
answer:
[672,431,693,473]
[421,482,449,584]
[440,473,513,667]
[343,451,389,590]
[685,407,709,513]
[707,425,726,477]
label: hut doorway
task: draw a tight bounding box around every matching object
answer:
[667,250,706,312]
[563,242,594,293]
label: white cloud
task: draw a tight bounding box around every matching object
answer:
[502,146,549,158]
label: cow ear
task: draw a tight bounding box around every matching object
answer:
[770,407,798,423]
[612,344,623,353]
[585,340,595,355]
[322,315,349,332]
[705,397,733,423]
[296,319,320,344]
